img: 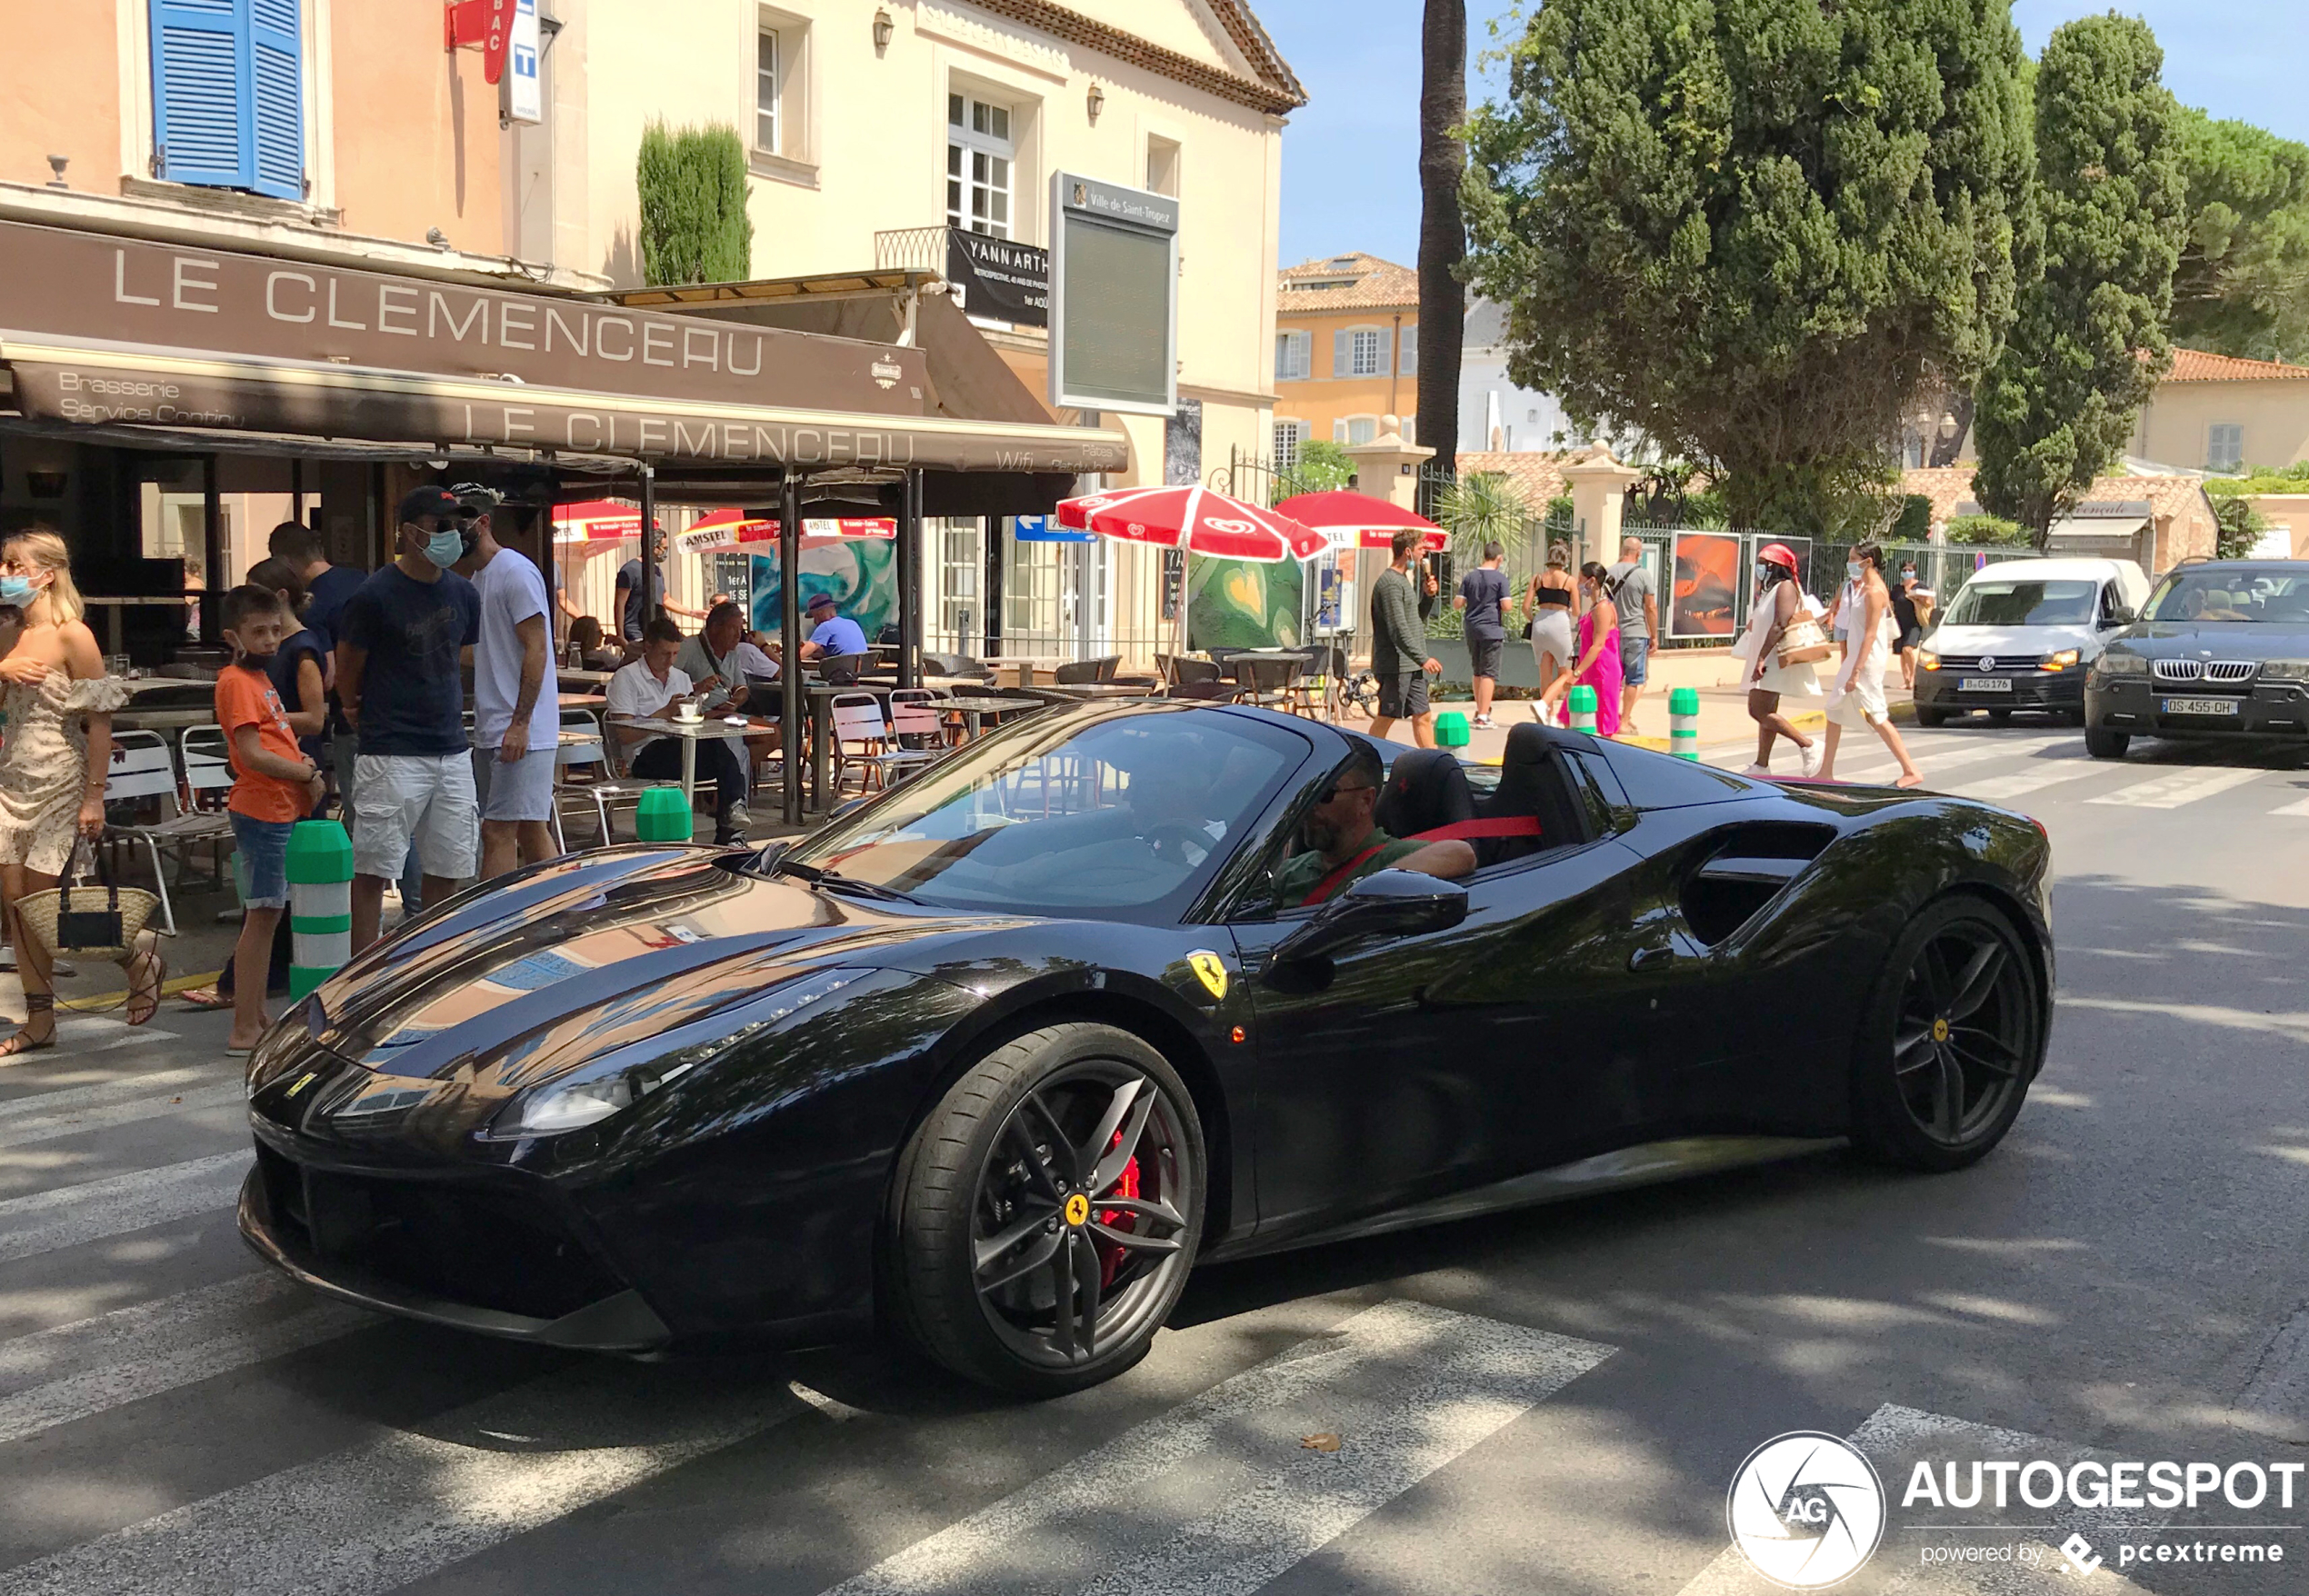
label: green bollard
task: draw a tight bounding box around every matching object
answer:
[1434,711,1470,748]
[1669,686,1701,759]
[1568,683,1598,735]
[286,819,354,998]
[634,785,694,843]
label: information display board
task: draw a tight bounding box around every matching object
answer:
[1048,173,1178,416]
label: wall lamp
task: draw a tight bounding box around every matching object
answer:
[1087,84,1105,123]
[873,9,893,52]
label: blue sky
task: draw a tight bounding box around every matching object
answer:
[1258,1,2309,268]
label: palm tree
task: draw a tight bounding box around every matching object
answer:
[1416,0,1467,514]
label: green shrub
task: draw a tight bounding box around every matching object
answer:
[638,123,754,286]
[1947,514,2034,547]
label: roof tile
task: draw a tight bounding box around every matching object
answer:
[1275,253,1420,314]
[2165,347,2309,383]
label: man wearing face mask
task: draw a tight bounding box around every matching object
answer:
[335,486,485,951]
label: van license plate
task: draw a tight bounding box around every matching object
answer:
[1959,677,2012,693]
[2161,697,2238,716]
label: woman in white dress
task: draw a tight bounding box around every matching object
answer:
[1819,541,1923,786]
[1736,543,1824,777]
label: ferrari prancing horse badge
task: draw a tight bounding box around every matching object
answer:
[1185,951,1229,1001]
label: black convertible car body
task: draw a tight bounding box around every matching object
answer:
[242,703,2053,1393]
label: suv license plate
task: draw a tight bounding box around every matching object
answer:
[1959,677,2012,693]
[2162,697,2239,716]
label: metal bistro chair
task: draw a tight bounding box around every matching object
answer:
[551,708,643,850]
[1051,658,1106,685]
[180,723,238,813]
[1234,653,1302,713]
[100,729,228,936]
[883,689,949,786]
[563,712,665,847]
[815,652,871,686]
[828,691,895,794]
[1168,656,1224,686]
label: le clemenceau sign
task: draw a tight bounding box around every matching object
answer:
[0,220,1124,474]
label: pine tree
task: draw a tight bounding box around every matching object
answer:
[1416,0,1466,499]
[637,123,755,287]
[1461,0,2033,538]
[1974,15,2185,544]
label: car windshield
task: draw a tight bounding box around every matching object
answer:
[2145,569,2309,623]
[1943,579,2096,627]
[776,705,1308,919]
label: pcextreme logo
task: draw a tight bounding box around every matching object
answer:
[1727,1431,1887,1589]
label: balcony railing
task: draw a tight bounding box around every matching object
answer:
[874,227,947,274]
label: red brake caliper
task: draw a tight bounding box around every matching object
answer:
[1095,1128,1140,1288]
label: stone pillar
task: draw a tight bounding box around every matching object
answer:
[1561,447,1643,572]
[1342,417,1437,662]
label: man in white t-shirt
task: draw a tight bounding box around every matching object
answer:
[454,487,562,879]
[607,617,752,843]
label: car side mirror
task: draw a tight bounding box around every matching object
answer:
[2104,607,2135,628]
[1270,868,1469,966]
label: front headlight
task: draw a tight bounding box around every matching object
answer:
[2043,649,2080,671]
[495,968,865,1138]
[2260,659,2309,682]
[1917,650,1939,671]
[2094,652,2148,676]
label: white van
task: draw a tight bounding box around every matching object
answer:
[1913,557,2152,726]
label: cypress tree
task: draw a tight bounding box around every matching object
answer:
[637,123,755,286]
[1974,15,2185,544]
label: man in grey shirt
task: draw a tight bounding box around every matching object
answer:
[1607,535,1661,733]
[1369,527,1441,748]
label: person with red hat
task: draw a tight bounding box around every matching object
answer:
[1734,543,1824,777]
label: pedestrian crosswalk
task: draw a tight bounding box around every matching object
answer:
[1716,728,2309,819]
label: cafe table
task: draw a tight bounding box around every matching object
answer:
[1033,682,1162,702]
[624,713,775,803]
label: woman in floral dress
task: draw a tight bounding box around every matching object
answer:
[0,530,157,1055]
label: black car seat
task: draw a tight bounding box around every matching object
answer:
[1374,748,1475,842]
[1482,723,1592,864]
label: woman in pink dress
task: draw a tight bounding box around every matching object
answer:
[1549,562,1624,736]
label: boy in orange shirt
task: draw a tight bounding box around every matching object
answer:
[216,586,325,1054]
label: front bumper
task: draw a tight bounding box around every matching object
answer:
[239,1140,673,1352]
[1914,670,2083,712]
[2087,677,2309,739]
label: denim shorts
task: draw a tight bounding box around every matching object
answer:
[230,812,294,909]
[1620,633,1652,685]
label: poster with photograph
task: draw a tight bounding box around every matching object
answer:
[1669,532,1743,638]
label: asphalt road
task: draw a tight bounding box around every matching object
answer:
[0,720,2303,1596]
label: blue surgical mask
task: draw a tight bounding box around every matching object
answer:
[423,528,466,569]
[1846,561,1864,582]
[0,576,33,605]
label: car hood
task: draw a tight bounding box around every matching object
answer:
[2105,622,2309,660]
[1925,622,2100,656]
[302,847,1026,1082]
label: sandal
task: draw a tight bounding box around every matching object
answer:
[0,993,56,1062]
[177,984,233,1011]
[125,933,165,1028]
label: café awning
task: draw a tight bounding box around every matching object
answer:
[0,219,1127,476]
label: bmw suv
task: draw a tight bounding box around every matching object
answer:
[2084,560,2309,759]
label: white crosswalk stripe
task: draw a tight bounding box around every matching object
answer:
[0,1273,370,1446]
[1947,756,2098,804]
[2271,794,2309,816]
[0,1363,803,1596]
[825,1300,1614,1596]
[0,1065,230,1124]
[0,1152,246,1264]
[0,1083,245,1152]
[2085,767,2267,809]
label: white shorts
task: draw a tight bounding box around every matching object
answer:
[475,743,557,823]
[353,753,479,881]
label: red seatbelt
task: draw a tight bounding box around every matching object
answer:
[1303,843,1389,905]
[1299,816,1545,905]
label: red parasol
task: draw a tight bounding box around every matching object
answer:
[677,510,896,549]
[1055,485,1327,563]
[1272,489,1447,553]
[551,499,645,544]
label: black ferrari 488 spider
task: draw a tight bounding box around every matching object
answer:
[241,703,2052,1394]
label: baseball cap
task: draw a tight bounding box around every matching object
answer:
[396,485,463,524]
[805,592,837,613]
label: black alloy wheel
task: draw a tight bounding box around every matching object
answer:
[1851,896,2042,1172]
[885,1023,1204,1395]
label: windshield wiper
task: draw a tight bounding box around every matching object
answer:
[773,858,924,904]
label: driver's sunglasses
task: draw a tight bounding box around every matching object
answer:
[1316,779,1375,804]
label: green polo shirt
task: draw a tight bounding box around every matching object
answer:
[1273,830,1426,908]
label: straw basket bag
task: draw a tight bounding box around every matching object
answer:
[1775,612,1835,668]
[16,841,160,964]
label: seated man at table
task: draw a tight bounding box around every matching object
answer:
[606,618,751,843]
[1270,741,1474,909]
[675,599,782,770]
[797,592,870,663]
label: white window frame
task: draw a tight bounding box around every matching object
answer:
[1274,329,1311,382]
[1334,325,1388,379]
[2207,422,2244,473]
[1273,418,1307,469]
[1145,134,1182,199]
[1334,414,1378,446]
[755,27,780,155]
[947,89,1015,239]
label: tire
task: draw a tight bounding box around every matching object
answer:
[1988,709,2014,725]
[1914,705,1948,729]
[885,1022,1205,1396]
[1849,895,2044,1173]
[2084,724,2130,760]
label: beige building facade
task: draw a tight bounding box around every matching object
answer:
[2132,348,2309,473]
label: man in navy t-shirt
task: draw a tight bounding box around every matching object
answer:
[335,485,484,951]
[613,524,705,640]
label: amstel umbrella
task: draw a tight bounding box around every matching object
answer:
[1055,485,1327,564]
[676,510,896,549]
[1273,489,1446,553]
[551,499,645,544]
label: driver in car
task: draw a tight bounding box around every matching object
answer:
[1273,743,1476,908]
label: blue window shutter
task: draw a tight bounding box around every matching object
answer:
[247,0,304,198]
[152,0,251,188]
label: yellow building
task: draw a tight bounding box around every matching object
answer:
[1271,252,1422,462]
[2132,348,2309,472]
